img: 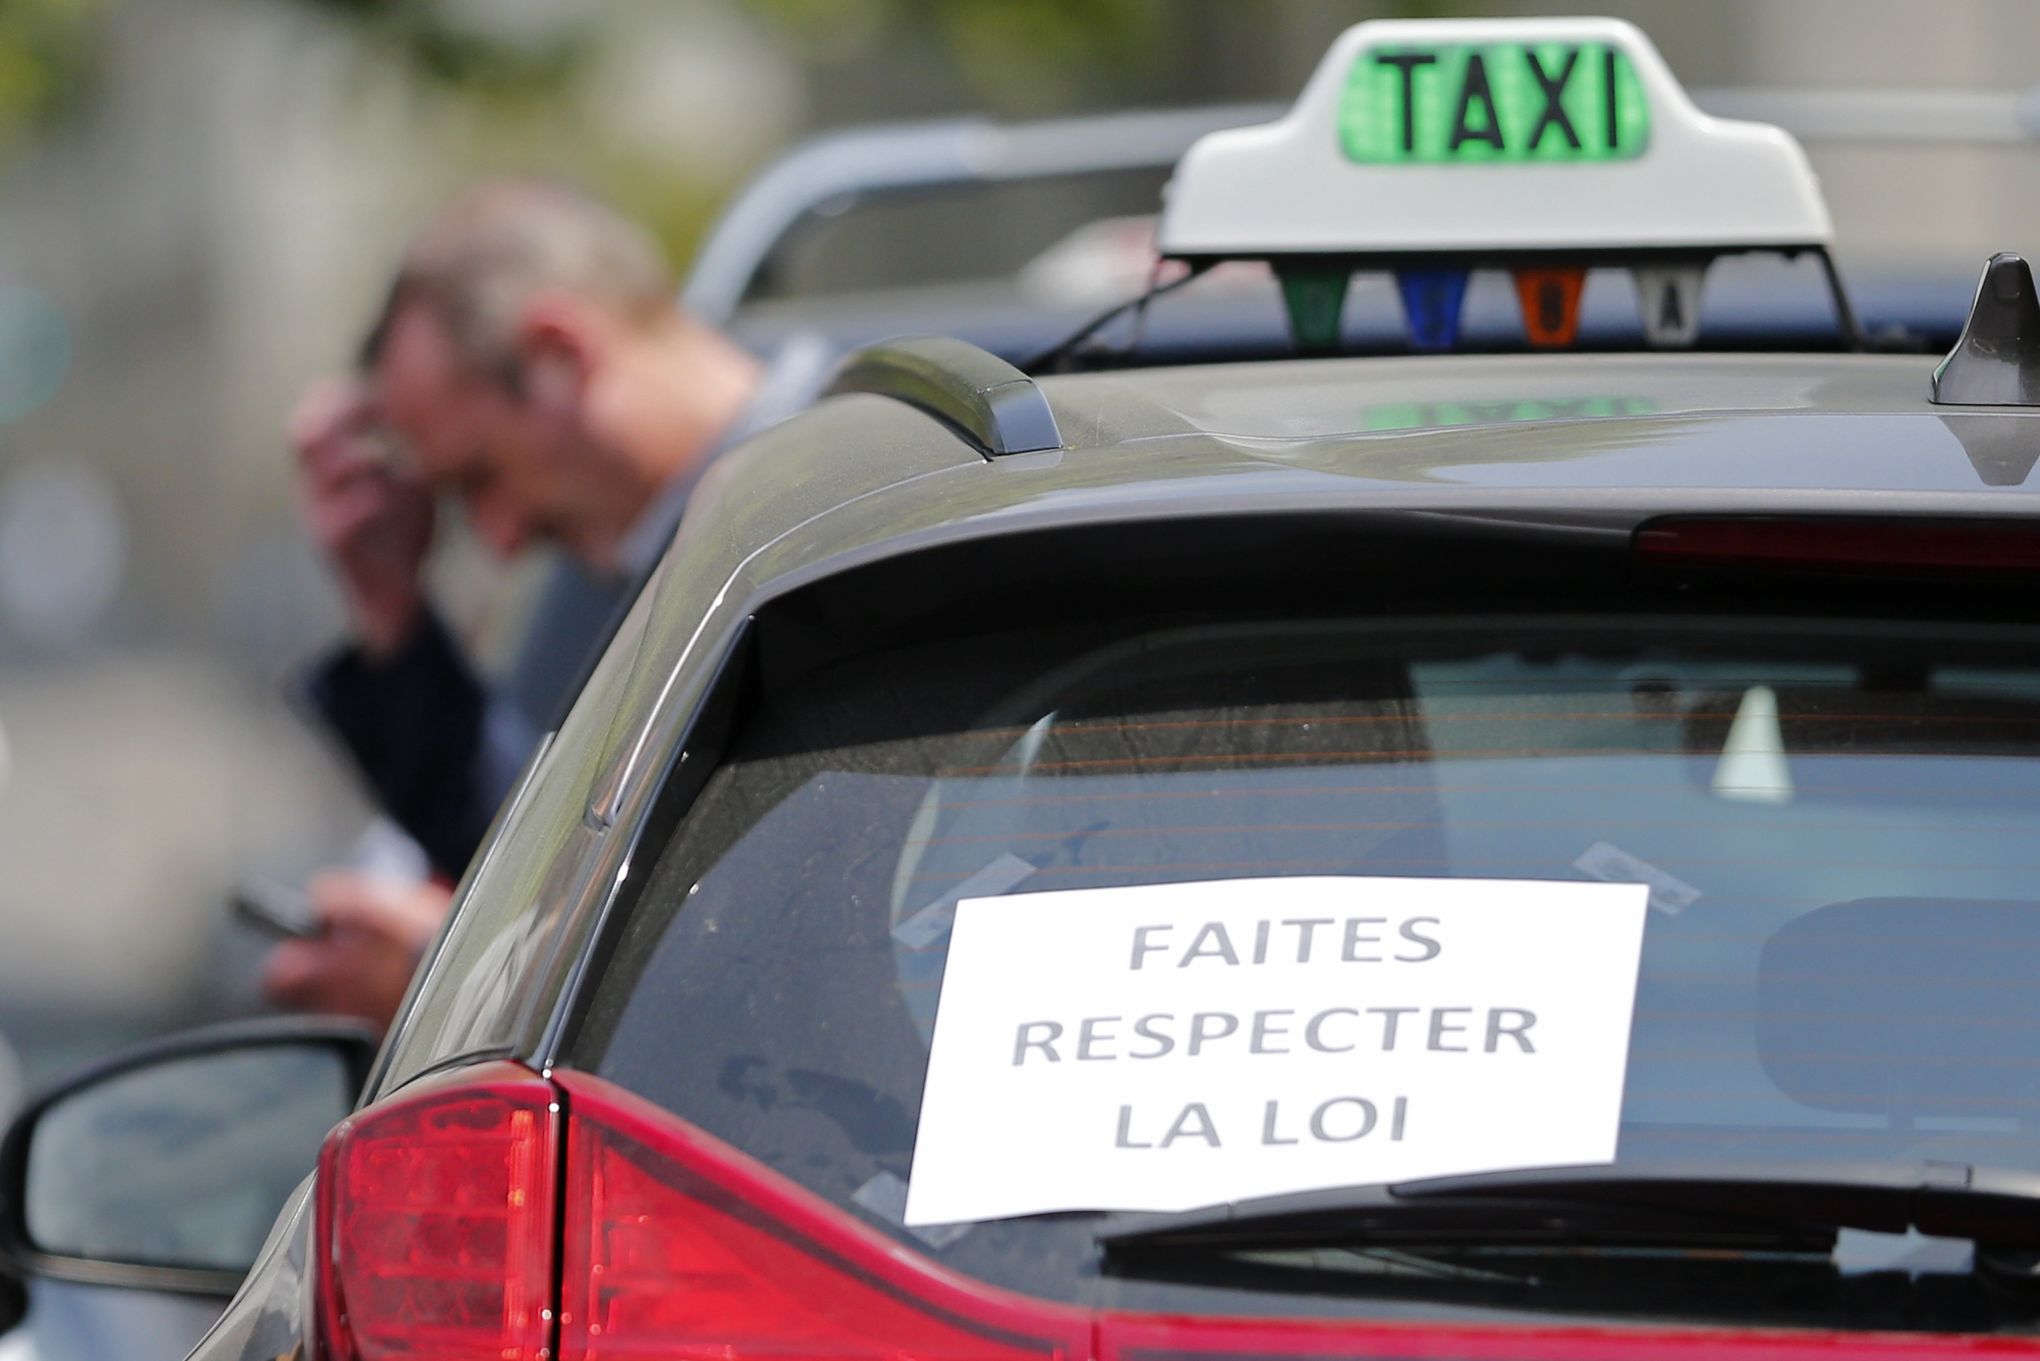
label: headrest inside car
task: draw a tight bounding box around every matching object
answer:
[1757,897,2040,1124]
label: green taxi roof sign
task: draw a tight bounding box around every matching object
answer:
[1157,17,1832,262]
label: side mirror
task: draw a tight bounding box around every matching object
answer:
[0,1017,376,1295]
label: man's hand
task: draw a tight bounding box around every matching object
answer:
[291,377,434,658]
[260,872,452,1029]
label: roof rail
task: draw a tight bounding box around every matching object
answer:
[827,336,1064,457]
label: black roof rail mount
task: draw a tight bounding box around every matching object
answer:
[1932,252,2040,405]
[827,336,1064,458]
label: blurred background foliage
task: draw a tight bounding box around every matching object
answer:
[0,0,1191,174]
[746,0,1166,111]
[229,0,1176,263]
[273,0,1168,112]
[0,0,106,153]
[285,0,588,102]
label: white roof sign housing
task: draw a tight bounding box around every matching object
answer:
[1157,17,1832,262]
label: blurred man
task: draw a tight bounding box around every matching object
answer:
[264,180,822,1024]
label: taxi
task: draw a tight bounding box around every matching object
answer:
[12,16,2040,1361]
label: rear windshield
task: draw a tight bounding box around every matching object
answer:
[570,611,2040,1332]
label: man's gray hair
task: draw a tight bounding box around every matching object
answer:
[361,180,675,385]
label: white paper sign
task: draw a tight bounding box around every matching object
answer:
[904,875,1648,1227]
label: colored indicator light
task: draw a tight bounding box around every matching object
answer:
[1278,268,1352,353]
[1633,262,1707,347]
[1513,266,1587,348]
[1395,268,1470,350]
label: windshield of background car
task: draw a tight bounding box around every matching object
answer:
[747,170,1170,301]
[568,609,2040,1330]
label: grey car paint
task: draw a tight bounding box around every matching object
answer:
[175,1186,310,1361]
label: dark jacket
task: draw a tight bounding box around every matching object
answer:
[301,556,623,878]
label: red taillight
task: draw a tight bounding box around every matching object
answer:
[1634,515,2040,576]
[553,1072,1085,1361]
[312,1064,2037,1361]
[315,1062,559,1361]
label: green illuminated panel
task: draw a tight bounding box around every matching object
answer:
[1339,42,1650,164]
[1361,397,1659,433]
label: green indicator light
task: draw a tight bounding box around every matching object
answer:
[1279,268,1351,353]
[1338,42,1650,165]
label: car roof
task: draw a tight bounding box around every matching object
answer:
[704,351,2039,562]
[1048,351,1973,445]
[638,345,2040,760]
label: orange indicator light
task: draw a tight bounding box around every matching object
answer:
[1512,266,1587,347]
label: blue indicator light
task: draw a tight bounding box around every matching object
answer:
[1396,268,1471,350]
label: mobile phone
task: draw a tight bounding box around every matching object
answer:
[229,879,321,940]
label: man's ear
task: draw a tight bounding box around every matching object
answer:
[512,294,595,416]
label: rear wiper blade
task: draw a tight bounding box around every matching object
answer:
[1099,1160,2040,1253]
